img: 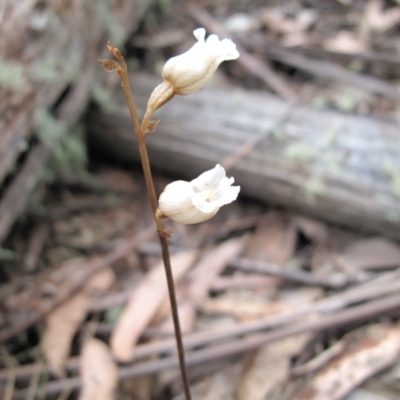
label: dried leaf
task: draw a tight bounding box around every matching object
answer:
[121,376,153,400]
[189,237,247,302]
[202,364,242,400]
[87,267,116,292]
[79,339,118,400]
[237,334,310,400]
[43,267,115,376]
[155,237,246,332]
[237,282,321,399]
[292,216,328,243]
[293,324,400,400]
[200,294,289,321]
[245,212,296,264]
[43,293,89,377]
[110,250,197,361]
[211,274,277,291]
[342,237,400,270]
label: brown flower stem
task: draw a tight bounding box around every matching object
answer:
[103,44,192,400]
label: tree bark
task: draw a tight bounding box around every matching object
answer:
[87,73,400,239]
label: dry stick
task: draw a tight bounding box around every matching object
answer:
[290,340,346,377]
[10,292,400,400]
[230,257,349,289]
[183,3,297,103]
[4,270,400,385]
[0,227,154,344]
[102,44,192,400]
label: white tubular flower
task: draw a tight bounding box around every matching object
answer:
[162,27,240,95]
[158,164,240,224]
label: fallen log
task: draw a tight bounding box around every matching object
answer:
[87,73,400,239]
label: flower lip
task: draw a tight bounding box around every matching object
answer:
[190,164,239,214]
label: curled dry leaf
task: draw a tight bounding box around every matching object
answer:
[43,293,89,377]
[293,323,400,400]
[237,334,310,400]
[111,250,197,362]
[79,338,118,400]
[43,267,115,377]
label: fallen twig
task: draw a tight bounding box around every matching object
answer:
[0,227,154,344]
[3,270,400,385]
[230,257,354,289]
[8,292,400,399]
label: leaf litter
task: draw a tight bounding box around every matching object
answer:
[2,0,400,399]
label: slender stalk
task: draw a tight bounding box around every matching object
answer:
[104,44,192,400]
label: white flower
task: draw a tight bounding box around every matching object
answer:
[162,27,239,95]
[158,164,240,224]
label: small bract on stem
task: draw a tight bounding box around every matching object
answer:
[99,27,240,400]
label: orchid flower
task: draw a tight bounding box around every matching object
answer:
[158,164,240,224]
[147,28,239,112]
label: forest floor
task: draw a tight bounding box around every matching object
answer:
[1,1,400,399]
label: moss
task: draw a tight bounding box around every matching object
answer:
[0,248,15,261]
[35,109,87,180]
[384,161,400,198]
[47,125,88,179]
[285,143,313,162]
[35,108,65,146]
[0,59,25,91]
[305,174,326,203]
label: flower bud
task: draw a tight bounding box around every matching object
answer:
[158,164,240,224]
[162,27,239,96]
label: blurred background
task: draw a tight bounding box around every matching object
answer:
[1,0,400,399]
